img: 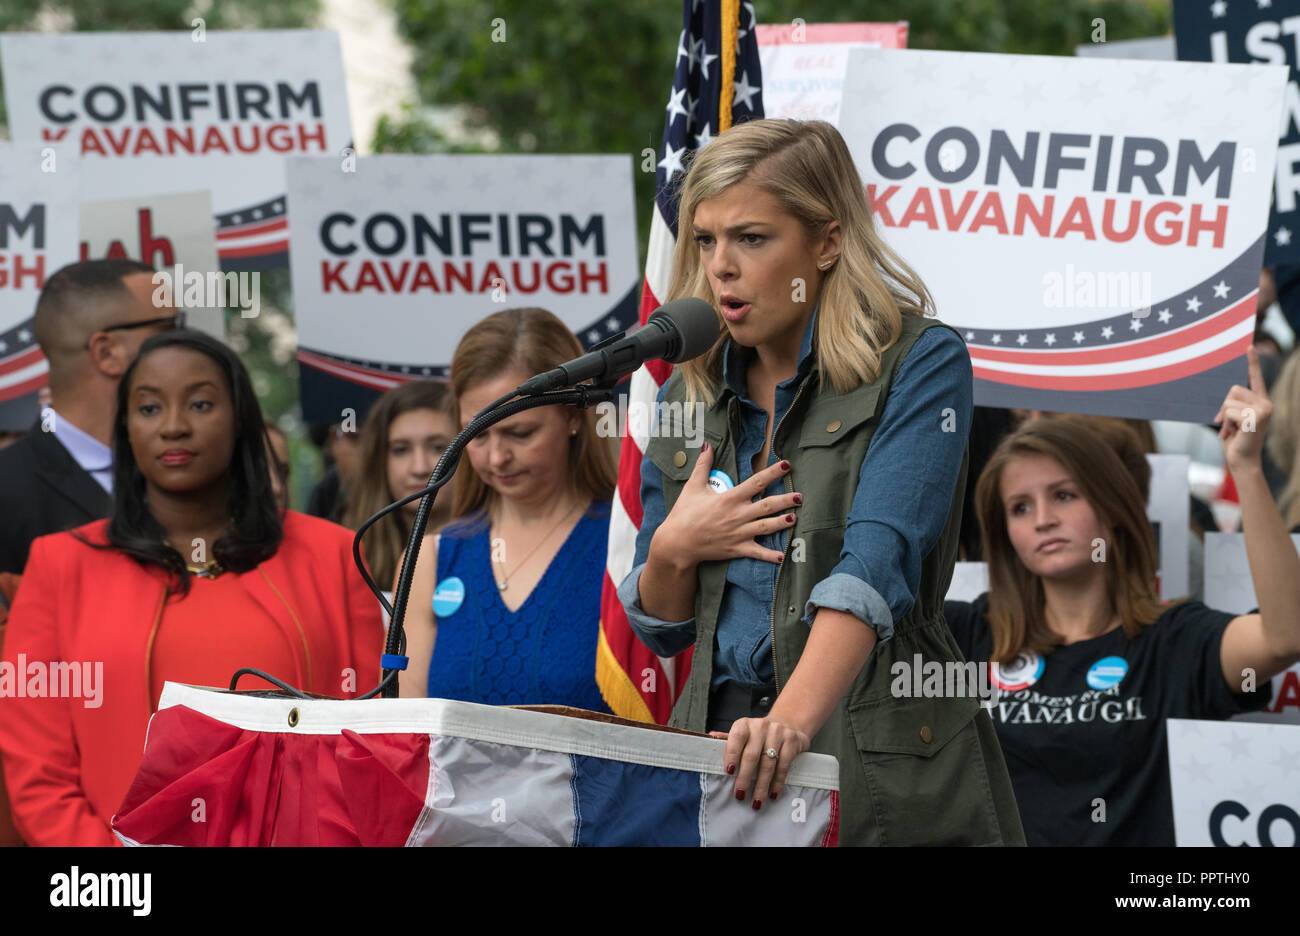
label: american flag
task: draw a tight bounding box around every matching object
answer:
[596,0,764,723]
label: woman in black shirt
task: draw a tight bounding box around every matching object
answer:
[946,348,1300,845]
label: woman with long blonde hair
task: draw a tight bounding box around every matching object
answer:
[399,308,617,710]
[945,350,1300,844]
[617,118,1023,845]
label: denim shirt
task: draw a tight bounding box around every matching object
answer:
[617,309,973,692]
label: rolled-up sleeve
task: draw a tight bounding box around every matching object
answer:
[616,385,698,658]
[804,327,973,642]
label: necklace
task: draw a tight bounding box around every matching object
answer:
[492,501,585,591]
[164,538,225,579]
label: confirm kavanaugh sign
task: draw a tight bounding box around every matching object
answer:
[839,49,1286,423]
[0,30,353,271]
[287,154,640,422]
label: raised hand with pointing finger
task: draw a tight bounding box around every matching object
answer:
[1215,345,1271,474]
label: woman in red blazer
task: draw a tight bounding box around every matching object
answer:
[0,330,384,846]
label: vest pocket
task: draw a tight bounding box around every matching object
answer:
[846,694,1006,844]
[643,430,725,483]
[796,383,883,449]
[790,387,883,530]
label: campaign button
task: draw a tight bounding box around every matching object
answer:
[433,576,465,617]
[707,469,735,493]
[990,650,1044,692]
[1086,655,1128,690]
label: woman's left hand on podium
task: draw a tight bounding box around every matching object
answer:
[711,716,810,810]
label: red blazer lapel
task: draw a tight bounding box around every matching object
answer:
[236,556,313,691]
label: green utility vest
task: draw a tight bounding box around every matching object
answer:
[644,313,1025,846]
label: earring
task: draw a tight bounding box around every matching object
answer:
[570,428,578,436]
[818,259,833,270]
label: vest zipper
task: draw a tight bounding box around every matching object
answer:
[766,377,810,692]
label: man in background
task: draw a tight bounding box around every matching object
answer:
[0,259,179,574]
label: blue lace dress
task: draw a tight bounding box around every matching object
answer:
[426,501,613,712]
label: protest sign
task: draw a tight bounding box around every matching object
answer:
[0,143,78,429]
[1,30,353,270]
[756,21,906,125]
[80,190,225,340]
[1174,0,1300,265]
[1168,718,1300,845]
[839,49,1285,421]
[287,154,640,422]
[1203,532,1300,724]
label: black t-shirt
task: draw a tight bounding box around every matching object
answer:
[944,594,1274,846]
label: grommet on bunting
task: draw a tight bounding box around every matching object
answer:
[288,707,300,728]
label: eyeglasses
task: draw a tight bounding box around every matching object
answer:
[101,311,187,335]
[86,312,186,349]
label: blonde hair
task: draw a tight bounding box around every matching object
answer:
[449,308,617,518]
[1270,351,1300,526]
[975,418,1164,663]
[669,118,935,405]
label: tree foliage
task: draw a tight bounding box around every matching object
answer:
[379,0,1171,253]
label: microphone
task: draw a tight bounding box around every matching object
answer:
[516,297,720,394]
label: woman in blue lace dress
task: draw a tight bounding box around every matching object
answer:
[398,308,617,710]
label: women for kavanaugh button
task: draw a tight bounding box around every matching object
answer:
[433,576,466,617]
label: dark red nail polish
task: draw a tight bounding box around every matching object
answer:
[726,763,735,775]
[780,460,790,471]
[735,789,745,801]
[786,514,795,523]
[793,493,803,505]
[752,799,762,811]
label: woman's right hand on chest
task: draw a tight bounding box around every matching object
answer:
[649,442,800,568]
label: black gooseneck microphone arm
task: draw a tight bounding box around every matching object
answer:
[228,382,618,700]
[355,381,618,699]
[230,301,716,699]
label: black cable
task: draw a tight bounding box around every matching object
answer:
[228,668,313,698]
[348,386,522,615]
[351,473,455,618]
[380,387,610,698]
[227,383,614,703]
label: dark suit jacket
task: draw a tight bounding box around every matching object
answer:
[0,425,111,574]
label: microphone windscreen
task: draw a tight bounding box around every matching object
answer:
[651,297,721,363]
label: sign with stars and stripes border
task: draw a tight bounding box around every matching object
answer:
[838,48,1286,422]
[285,153,640,424]
[0,142,80,430]
[0,30,353,272]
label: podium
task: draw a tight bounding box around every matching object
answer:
[112,683,840,846]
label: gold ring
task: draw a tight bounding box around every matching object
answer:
[765,747,777,759]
